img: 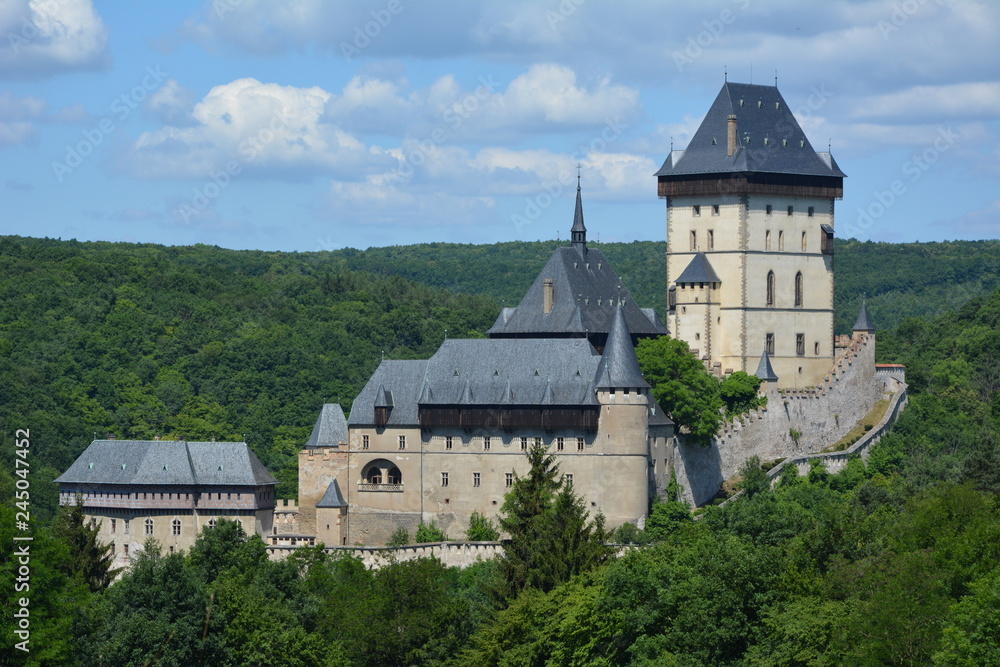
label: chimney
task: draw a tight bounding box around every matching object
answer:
[543,279,554,314]
[727,114,737,157]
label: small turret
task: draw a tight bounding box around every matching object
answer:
[571,170,587,255]
[594,306,649,391]
[755,348,778,383]
[853,301,875,335]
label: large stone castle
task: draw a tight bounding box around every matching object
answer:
[58,81,905,552]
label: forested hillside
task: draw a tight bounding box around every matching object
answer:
[323,238,1000,334]
[0,234,996,520]
[2,285,997,666]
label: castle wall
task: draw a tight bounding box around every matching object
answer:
[673,333,887,506]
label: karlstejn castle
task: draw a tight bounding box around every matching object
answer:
[58,82,907,557]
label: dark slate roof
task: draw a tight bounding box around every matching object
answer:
[316,480,347,508]
[595,306,650,389]
[648,399,674,427]
[675,252,721,284]
[486,246,668,338]
[305,404,348,447]
[655,82,846,179]
[853,302,875,332]
[755,350,779,382]
[54,440,277,486]
[348,338,603,427]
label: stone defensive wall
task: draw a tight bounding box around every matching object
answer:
[267,540,504,568]
[674,333,903,506]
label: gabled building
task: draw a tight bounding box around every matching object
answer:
[298,186,674,545]
[657,81,845,388]
[55,439,276,565]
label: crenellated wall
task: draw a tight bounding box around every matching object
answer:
[673,333,896,506]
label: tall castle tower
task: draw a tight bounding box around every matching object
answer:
[656,82,846,388]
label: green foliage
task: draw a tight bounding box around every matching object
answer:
[465,511,500,541]
[721,370,765,417]
[635,335,723,444]
[495,442,612,603]
[386,526,410,547]
[738,454,772,497]
[52,501,119,592]
[645,498,693,541]
[415,520,447,543]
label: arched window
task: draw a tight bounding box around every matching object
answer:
[172,519,181,536]
[765,230,771,250]
[801,231,807,251]
[365,467,382,484]
[766,271,775,307]
[387,466,402,485]
[794,272,803,307]
[144,518,153,536]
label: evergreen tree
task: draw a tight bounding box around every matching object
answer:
[53,500,119,592]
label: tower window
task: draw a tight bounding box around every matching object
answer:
[787,205,793,216]
[766,333,775,356]
[362,434,369,450]
[690,230,697,251]
[520,437,528,450]
[565,473,574,485]
[766,204,773,215]
[506,472,513,488]
[441,472,448,487]
[765,230,771,250]
[473,472,481,488]
[796,334,805,356]
[577,437,585,451]
[801,231,807,251]
[795,272,803,307]
[398,435,406,450]
[483,436,491,451]
[693,205,701,217]
[172,519,181,536]
[808,206,815,217]
[557,437,564,451]
[766,271,775,307]
[707,230,714,250]
[778,230,784,251]
[814,341,820,355]
[711,204,719,216]
[445,435,453,450]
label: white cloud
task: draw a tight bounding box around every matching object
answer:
[144,78,197,126]
[0,0,110,79]
[934,199,1000,240]
[852,83,1000,121]
[0,90,45,146]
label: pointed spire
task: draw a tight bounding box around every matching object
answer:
[853,301,875,333]
[755,349,778,382]
[594,306,649,390]
[571,165,587,253]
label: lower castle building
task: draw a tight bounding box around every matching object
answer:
[55,438,276,566]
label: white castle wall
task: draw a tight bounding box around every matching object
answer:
[673,333,893,506]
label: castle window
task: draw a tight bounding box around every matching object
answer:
[787,205,793,216]
[445,435,453,450]
[387,467,402,484]
[693,205,700,217]
[362,434,369,450]
[365,467,382,484]
[808,206,815,217]
[398,435,406,450]
[707,230,714,250]
[796,334,805,356]
[712,204,719,216]
[557,437,564,451]
[690,230,696,251]
[565,473,574,485]
[766,204,773,215]
[765,230,771,250]
[483,436,491,451]
[169,546,174,554]
[110,519,116,534]
[534,437,543,448]
[123,544,129,556]
[766,271,775,307]
[778,230,784,251]
[766,333,775,356]
[520,437,528,451]
[814,341,820,355]
[577,437,585,451]
[506,472,513,488]
[441,472,449,487]
[473,472,481,488]
[801,231,807,251]
[172,519,181,536]
[208,519,216,530]
[124,520,130,535]
[794,272,803,307]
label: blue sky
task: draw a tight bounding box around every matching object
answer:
[1,0,997,252]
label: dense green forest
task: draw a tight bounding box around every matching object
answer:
[2,285,998,665]
[0,234,996,520]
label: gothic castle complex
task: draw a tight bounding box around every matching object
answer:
[60,82,903,555]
